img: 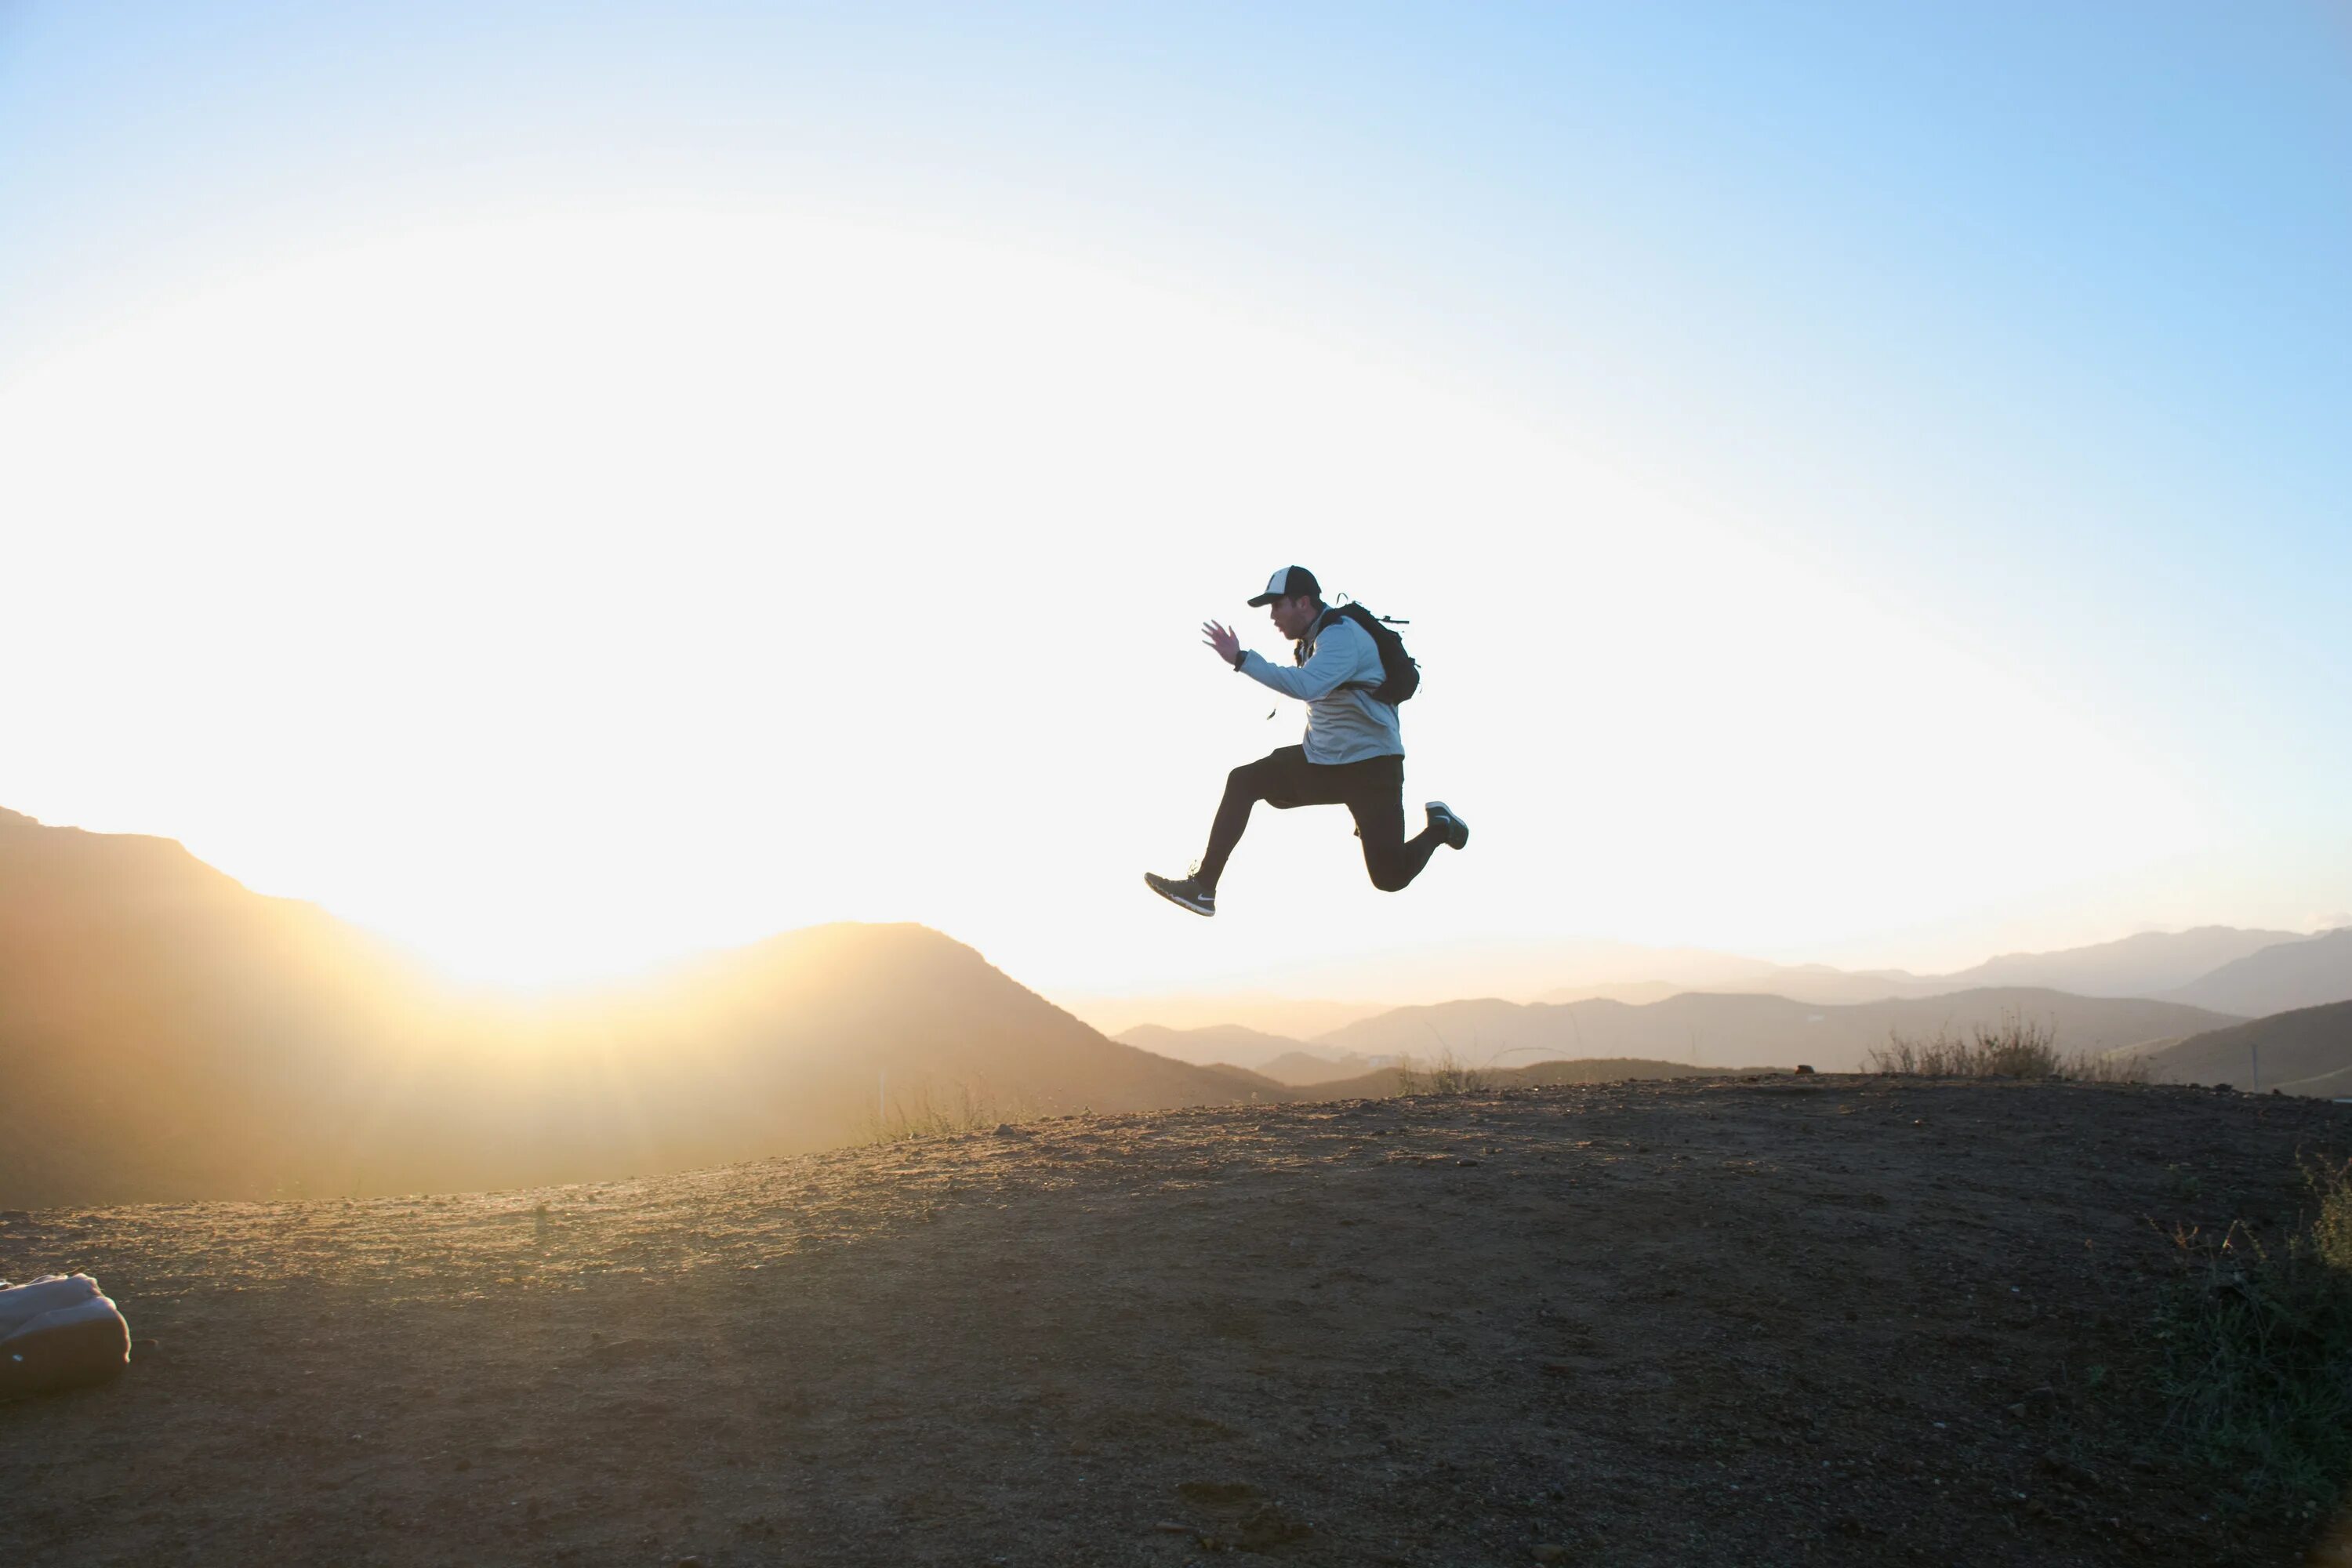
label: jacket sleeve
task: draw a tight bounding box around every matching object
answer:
[1238,620,1370,702]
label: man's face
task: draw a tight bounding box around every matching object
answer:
[1269,594,1319,640]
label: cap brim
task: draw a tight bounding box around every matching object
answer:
[1246,593,1279,606]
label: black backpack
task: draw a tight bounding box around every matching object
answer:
[1306,601,1420,706]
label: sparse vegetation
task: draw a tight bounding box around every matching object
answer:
[858,1081,1023,1145]
[1393,1048,1492,1096]
[2154,1156,2352,1506]
[1864,1012,2151,1082]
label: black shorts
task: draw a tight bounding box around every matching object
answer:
[1207,745,1432,892]
[1247,745,1405,811]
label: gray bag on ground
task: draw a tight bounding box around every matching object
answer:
[0,1273,131,1400]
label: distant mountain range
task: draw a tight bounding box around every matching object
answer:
[1308,989,2239,1075]
[0,809,1259,1207]
[10,803,2347,1207]
[1112,1023,1343,1074]
[1610,927,2321,1009]
[1120,989,2241,1079]
[1051,993,1391,1041]
[1107,1025,1379,1087]
[1941,926,2307,996]
[1091,924,2350,1038]
[1109,1024,1391,1087]
[1254,1051,1383,1087]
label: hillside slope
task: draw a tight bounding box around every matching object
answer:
[0,810,1253,1207]
[0,807,441,1203]
[5,1079,2343,1566]
[2143,999,2352,1094]
[2168,927,2352,1017]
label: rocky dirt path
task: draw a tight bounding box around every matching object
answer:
[5,1076,2350,1566]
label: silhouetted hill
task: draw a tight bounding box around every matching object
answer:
[1053,993,1391,1040]
[0,810,1254,1207]
[2165,927,2352,1017]
[2140,1000,2352,1095]
[1254,1050,1381,1086]
[1692,965,1934,1006]
[1531,980,1682,1006]
[1113,1025,1386,1086]
[1113,1023,1318,1072]
[1310,988,2242,1073]
[0,808,441,1204]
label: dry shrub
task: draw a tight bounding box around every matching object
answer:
[1394,1048,1491,1097]
[859,1081,1022,1145]
[1864,1012,2150,1083]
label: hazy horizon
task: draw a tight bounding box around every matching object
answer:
[5,804,2342,1023]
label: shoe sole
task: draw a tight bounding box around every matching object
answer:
[1425,800,1470,851]
[1144,874,1214,917]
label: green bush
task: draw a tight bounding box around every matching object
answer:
[2153,1157,2352,1504]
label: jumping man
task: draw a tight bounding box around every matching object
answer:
[1145,565,1468,916]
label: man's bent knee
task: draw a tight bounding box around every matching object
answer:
[1224,764,1270,806]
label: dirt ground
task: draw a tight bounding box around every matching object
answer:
[6,1076,2352,1566]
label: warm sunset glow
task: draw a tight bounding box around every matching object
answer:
[0,205,2220,992]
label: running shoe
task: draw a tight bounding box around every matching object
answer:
[1143,870,1216,916]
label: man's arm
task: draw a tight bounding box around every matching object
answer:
[1237,619,1369,702]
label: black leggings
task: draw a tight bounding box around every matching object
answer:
[1197,746,1441,893]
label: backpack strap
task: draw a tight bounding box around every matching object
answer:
[1294,606,1346,665]
[1297,605,1378,691]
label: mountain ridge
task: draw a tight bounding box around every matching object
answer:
[2,804,2327,1204]
[2164,927,2352,1017]
[1083,926,2325,1035]
[0,811,1257,1207]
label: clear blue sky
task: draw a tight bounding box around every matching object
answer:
[3,3,2347,987]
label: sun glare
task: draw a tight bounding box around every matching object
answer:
[0,205,2202,991]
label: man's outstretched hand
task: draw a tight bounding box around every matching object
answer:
[1202,621,1243,668]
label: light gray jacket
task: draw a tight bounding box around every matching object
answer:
[1238,612,1403,764]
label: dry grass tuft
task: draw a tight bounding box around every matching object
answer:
[1864,1012,2151,1083]
[858,1081,1026,1145]
[1394,1048,1493,1096]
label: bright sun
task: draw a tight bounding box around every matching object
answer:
[0,206,2201,992]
